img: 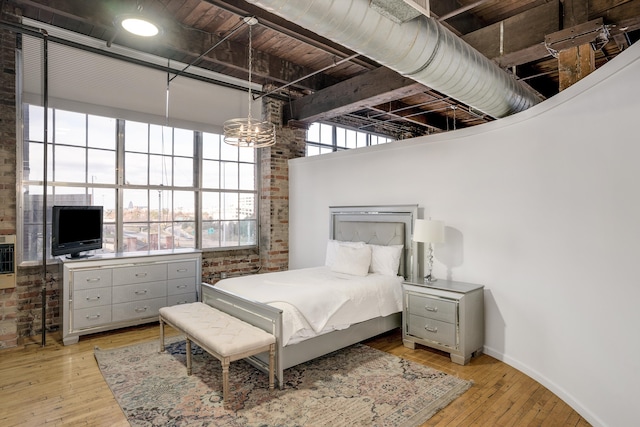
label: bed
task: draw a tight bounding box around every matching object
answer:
[200,205,418,388]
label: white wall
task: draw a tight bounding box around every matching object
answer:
[288,42,640,427]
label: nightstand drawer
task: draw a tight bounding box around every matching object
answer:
[408,293,457,323]
[408,314,457,348]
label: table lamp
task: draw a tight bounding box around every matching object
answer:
[413,219,444,283]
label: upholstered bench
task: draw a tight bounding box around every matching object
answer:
[159,302,276,406]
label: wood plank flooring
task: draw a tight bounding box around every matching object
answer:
[0,325,590,426]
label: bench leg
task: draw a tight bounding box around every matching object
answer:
[186,337,192,376]
[269,344,275,391]
[222,356,230,407]
[159,316,165,353]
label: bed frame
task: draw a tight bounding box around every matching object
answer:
[200,205,418,388]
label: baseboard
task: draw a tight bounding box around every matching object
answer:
[482,345,604,427]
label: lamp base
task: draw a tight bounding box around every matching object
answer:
[424,275,438,283]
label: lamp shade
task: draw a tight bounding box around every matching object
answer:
[413,219,444,244]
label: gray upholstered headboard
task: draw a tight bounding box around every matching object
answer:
[329,205,418,280]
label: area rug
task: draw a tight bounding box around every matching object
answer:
[95,337,472,426]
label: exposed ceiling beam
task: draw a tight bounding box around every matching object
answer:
[366,101,448,133]
[437,0,490,22]
[283,67,427,124]
[462,0,560,59]
[202,0,379,70]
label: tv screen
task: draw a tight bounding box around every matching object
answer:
[51,205,103,258]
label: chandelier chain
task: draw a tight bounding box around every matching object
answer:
[223,16,276,148]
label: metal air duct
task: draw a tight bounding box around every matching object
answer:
[247,0,540,118]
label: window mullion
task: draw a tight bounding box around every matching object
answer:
[115,118,125,253]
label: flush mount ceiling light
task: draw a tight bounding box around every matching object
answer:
[114,4,162,37]
[119,16,160,37]
[224,17,276,148]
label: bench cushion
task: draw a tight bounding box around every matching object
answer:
[159,302,275,356]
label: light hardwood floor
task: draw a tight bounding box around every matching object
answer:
[0,325,590,426]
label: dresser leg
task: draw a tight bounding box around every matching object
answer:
[403,339,416,349]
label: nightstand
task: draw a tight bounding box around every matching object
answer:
[402,279,484,365]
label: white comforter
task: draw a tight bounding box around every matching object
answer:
[215,266,403,346]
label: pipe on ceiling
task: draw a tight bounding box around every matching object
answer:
[246,0,540,118]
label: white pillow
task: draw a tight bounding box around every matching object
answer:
[330,244,372,276]
[368,244,403,276]
[325,239,366,267]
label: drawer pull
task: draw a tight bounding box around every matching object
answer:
[425,306,438,312]
[176,268,188,273]
[86,296,101,301]
[176,284,188,289]
[425,325,438,333]
[134,289,148,295]
[134,306,149,313]
[135,272,148,278]
[86,314,101,320]
[86,278,101,283]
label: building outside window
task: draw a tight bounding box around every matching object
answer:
[19,105,257,265]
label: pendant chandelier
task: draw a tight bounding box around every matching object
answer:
[224,17,276,148]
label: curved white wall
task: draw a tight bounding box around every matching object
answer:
[288,42,640,427]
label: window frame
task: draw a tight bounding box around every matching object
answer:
[17,105,259,267]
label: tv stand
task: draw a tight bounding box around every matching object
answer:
[65,253,93,259]
[60,249,202,345]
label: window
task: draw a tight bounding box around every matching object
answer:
[19,105,257,264]
[305,122,394,156]
[201,133,257,248]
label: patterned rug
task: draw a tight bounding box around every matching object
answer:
[95,337,472,426]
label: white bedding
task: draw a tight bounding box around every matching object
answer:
[215,266,403,346]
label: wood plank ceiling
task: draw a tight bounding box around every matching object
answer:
[4,0,640,139]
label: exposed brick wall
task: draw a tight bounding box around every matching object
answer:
[0,25,18,349]
[0,28,16,232]
[259,95,306,272]
[201,248,261,284]
[14,265,59,340]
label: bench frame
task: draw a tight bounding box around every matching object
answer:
[159,311,276,407]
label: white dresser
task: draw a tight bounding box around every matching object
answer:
[402,280,484,365]
[61,249,201,345]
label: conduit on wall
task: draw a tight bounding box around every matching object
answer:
[247,0,541,118]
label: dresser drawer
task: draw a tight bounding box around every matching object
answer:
[407,293,457,323]
[112,263,167,286]
[168,293,197,306]
[407,314,457,348]
[74,287,112,309]
[72,269,113,291]
[167,278,196,296]
[168,260,198,279]
[73,306,112,330]
[112,282,167,304]
[112,297,166,322]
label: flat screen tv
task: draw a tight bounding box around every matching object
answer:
[51,205,103,258]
